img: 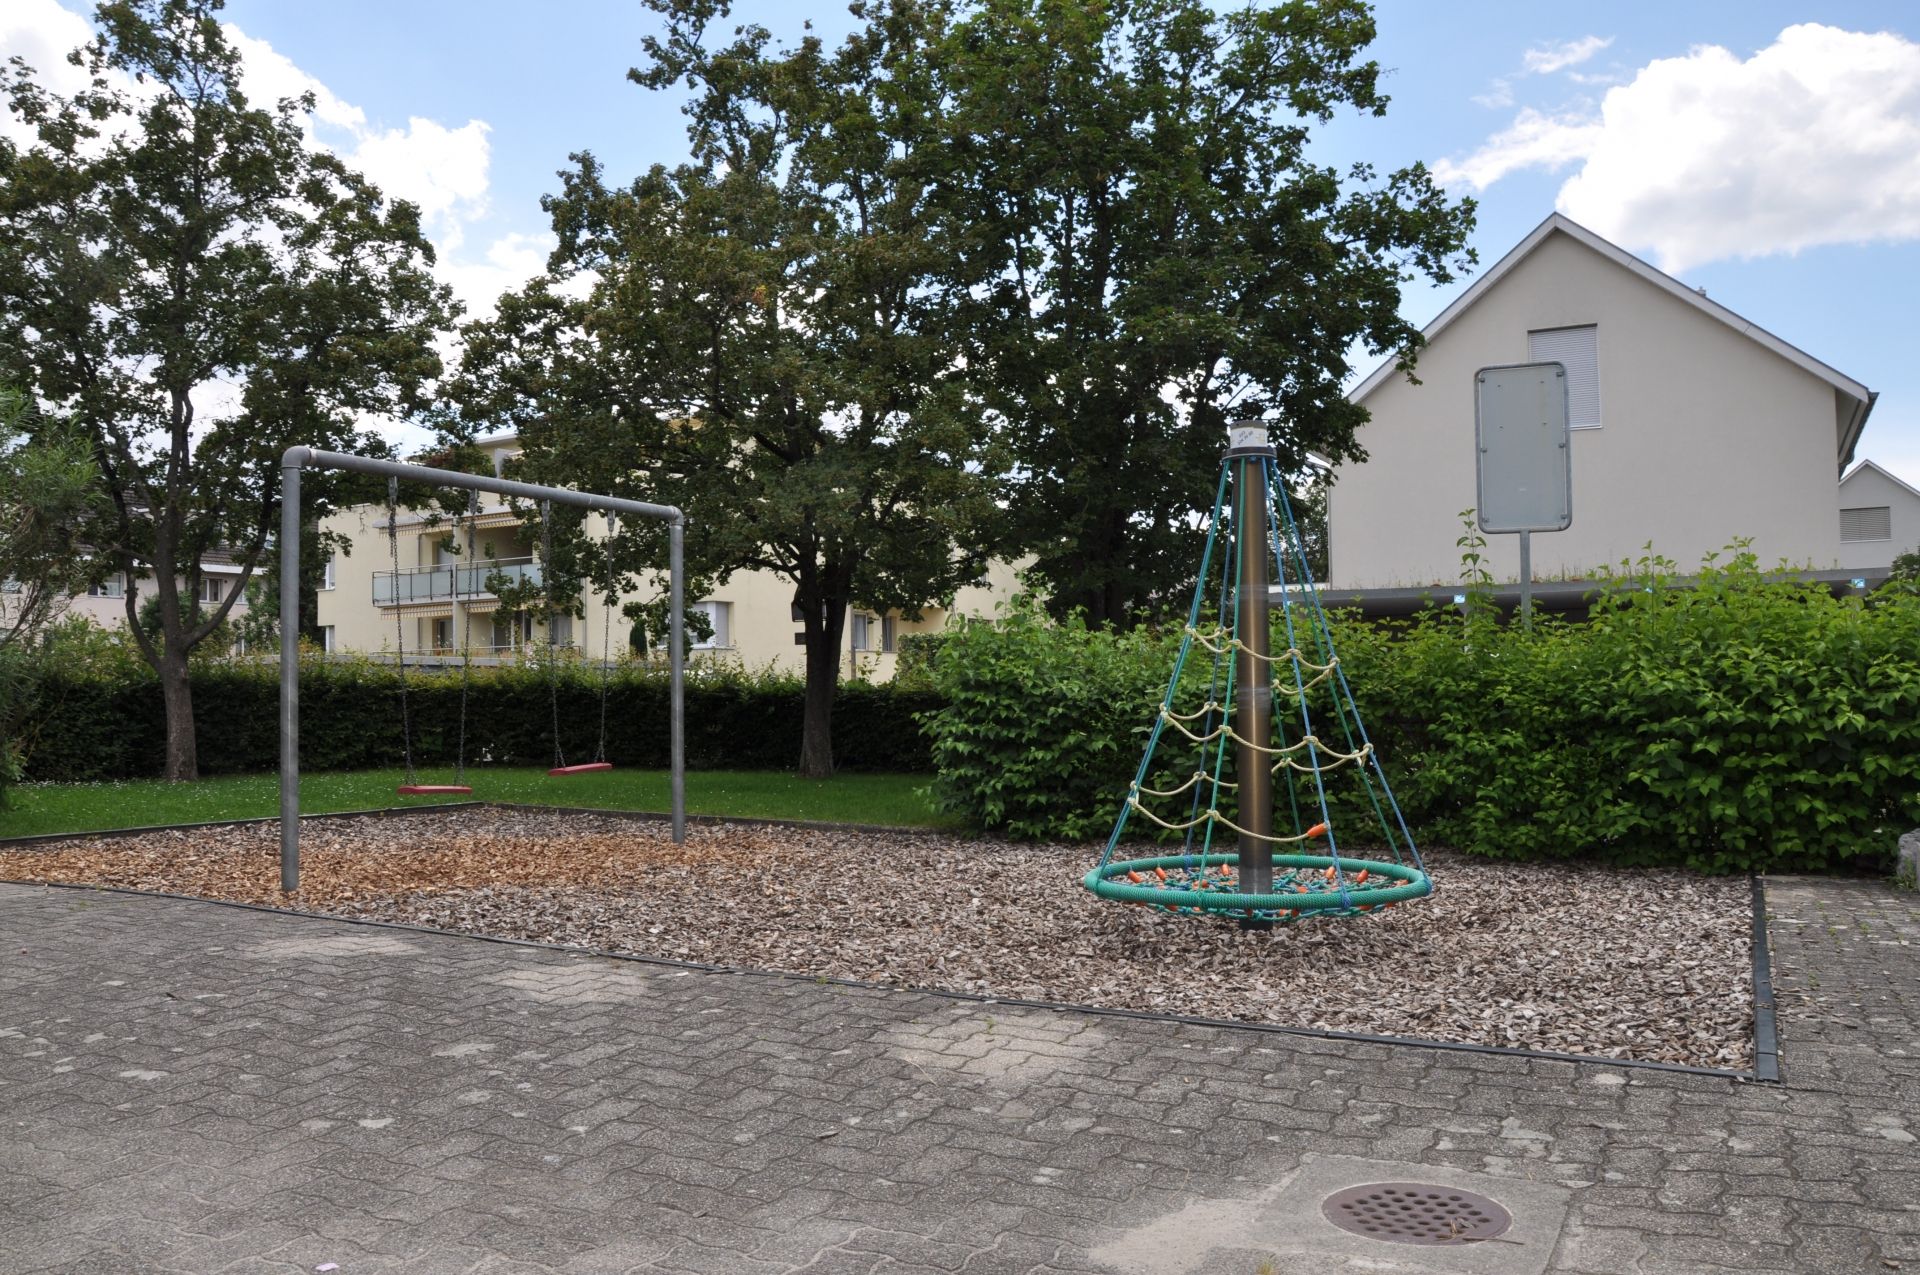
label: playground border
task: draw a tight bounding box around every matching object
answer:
[0,807,1781,1083]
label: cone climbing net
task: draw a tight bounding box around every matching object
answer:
[1083,448,1433,923]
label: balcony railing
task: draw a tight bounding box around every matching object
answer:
[372,556,541,606]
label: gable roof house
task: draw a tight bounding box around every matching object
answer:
[1837,459,1920,575]
[1328,213,1880,596]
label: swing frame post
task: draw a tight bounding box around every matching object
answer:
[278,447,687,892]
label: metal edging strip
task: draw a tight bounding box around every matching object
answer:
[1749,874,1782,1083]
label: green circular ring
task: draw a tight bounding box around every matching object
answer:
[1084,852,1432,914]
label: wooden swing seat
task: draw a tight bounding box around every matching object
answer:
[548,762,614,777]
[397,784,473,795]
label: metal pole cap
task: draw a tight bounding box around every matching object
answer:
[1225,420,1277,460]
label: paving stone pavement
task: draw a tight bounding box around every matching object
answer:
[1,877,1917,1275]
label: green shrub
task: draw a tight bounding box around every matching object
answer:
[920,554,1920,873]
[919,598,1176,839]
[16,644,940,780]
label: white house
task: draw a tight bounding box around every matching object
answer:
[1837,459,1920,575]
[1329,213,1879,591]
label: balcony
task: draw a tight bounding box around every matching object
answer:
[372,556,541,607]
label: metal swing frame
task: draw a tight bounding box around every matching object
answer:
[278,446,688,892]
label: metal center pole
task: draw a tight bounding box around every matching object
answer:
[1229,424,1276,920]
[1518,529,1533,631]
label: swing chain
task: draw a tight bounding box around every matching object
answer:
[542,501,566,770]
[387,478,416,787]
[454,489,478,785]
[595,514,615,764]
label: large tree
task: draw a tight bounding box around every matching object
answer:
[454,0,1003,776]
[941,0,1476,624]
[0,0,454,779]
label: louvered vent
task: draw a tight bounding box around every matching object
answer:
[1528,325,1599,428]
[1841,505,1892,543]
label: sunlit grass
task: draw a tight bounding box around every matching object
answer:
[0,768,956,839]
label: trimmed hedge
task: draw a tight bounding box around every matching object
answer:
[17,655,939,780]
[920,567,1920,874]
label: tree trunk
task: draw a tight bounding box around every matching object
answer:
[795,574,849,779]
[158,650,198,782]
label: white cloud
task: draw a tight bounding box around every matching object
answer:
[1432,108,1602,191]
[439,231,556,323]
[1522,35,1614,76]
[1437,24,1920,272]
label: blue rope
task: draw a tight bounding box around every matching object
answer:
[1272,470,1427,878]
[1101,465,1230,869]
[1262,457,1350,910]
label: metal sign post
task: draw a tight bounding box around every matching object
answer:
[278,446,687,892]
[1474,362,1573,628]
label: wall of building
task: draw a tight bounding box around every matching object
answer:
[66,568,252,631]
[1330,230,1847,589]
[1837,463,1920,574]
[315,495,1025,680]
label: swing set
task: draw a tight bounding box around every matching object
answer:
[277,446,687,892]
[384,487,620,795]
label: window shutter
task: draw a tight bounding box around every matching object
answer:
[1840,506,1892,542]
[1528,325,1600,428]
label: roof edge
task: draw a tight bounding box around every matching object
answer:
[1348,213,1875,459]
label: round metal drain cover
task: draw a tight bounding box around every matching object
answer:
[1321,1182,1513,1246]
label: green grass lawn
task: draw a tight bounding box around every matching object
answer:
[0,768,957,839]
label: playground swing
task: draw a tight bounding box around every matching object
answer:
[389,478,475,797]
[538,500,616,777]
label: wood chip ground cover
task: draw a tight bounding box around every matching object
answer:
[0,809,1753,1069]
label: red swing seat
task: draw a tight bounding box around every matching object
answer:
[397,784,474,795]
[547,762,614,776]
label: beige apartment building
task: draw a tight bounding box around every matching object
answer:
[314,435,1021,678]
[1329,213,1882,590]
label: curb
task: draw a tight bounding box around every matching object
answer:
[0,800,945,850]
[4,876,1766,1083]
[1749,875,1782,1083]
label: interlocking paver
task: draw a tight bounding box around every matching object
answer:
[2,876,1917,1272]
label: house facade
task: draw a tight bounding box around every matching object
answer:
[65,553,253,632]
[1837,459,1920,575]
[1329,214,1879,590]
[314,435,1021,679]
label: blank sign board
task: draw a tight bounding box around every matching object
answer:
[1475,361,1572,534]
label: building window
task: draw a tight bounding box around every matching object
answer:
[319,625,336,652]
[199,576,229,605]
[322,555,337,590]
[1528,324,1600,429]
[1841,505,1893,543]
[852,612,897,653]
[690,600,731,649]
[88,573,126,599]
[549,612,574,647]
[431,618,453,650]
[493,613,533,651]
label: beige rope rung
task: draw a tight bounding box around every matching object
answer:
[1126,798,1325,845]
[1273,743,1371,774]
[1131,771,1210,800]
[1158,712,1369,763]
[1160,700,1224,724]
[1184,626,1339,673]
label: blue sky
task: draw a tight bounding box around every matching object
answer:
[8,1,1920,486]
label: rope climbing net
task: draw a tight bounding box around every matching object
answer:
[1084,434,1433,924]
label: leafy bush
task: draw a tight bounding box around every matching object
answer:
[919,598,1176,839]
[16,643,940,781]
[921,555,1920,873]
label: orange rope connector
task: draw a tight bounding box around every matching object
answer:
[1306,822,1328,838]
[1322,865,1337,881]
[1353,869,1370,885]
[1126,870,1145,884]
[1153,866,1169,882]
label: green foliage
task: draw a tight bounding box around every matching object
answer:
[940,0,1476,625]
[919,598,1175,839]
[453,0,1005,777]
[0,0,453,778]
[13,649,940,782]
[920,555,1920,872]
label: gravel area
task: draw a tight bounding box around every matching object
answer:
[0,808,1754,1069]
